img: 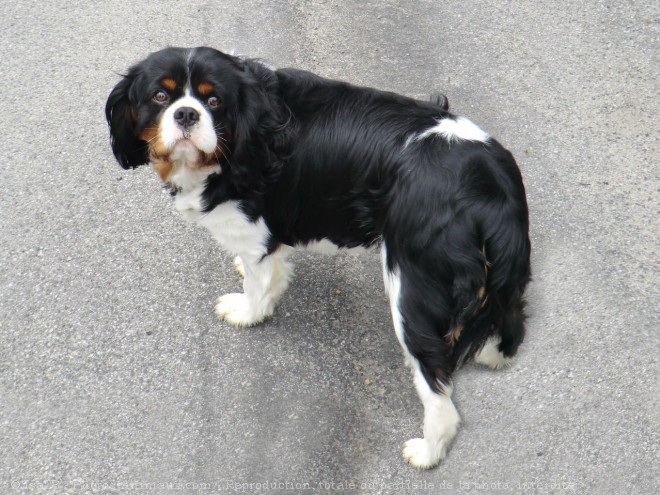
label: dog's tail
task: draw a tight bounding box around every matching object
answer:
[449,148,531,363]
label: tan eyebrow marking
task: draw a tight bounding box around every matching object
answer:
[197,81,214,96]
[161,78,177,91]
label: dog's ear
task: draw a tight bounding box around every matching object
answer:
[229,63,292,190]
[105,72,149,169]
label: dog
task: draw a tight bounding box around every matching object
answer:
[105,46,531,469]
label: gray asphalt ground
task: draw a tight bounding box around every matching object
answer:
[1,1,658,494]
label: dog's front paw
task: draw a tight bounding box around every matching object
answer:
[214,293,265,327]
[403,438,446,470]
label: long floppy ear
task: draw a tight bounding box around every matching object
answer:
[229,62,292,191]
[105,73,149,169]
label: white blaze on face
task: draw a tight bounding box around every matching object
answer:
[160,89,217,158]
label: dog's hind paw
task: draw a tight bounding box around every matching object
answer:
[403,438,446,470]
[474,336,514,370]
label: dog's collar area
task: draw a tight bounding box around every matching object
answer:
[165,182,182,196]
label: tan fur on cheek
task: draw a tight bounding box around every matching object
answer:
[139,126,170,157]
[152,158,174,182]
[139,126,174,182]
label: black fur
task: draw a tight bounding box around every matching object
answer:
[106,47,531,394]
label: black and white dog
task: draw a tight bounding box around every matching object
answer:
[106,47,531,469]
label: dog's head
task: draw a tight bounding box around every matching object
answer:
[105,47,287,185]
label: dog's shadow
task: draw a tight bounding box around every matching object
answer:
[213,250,422,477]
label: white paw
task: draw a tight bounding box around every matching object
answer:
[474,336,513,370]
[403,438,446,469]
[214,293,265,327]
[232,256,245,278]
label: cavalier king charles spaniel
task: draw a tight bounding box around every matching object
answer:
[106,46,531,469]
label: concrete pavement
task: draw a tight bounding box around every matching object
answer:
[1,1,658,494]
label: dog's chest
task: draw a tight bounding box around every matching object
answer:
[173,184,271,261]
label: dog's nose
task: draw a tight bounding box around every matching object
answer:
[173,107,200,128]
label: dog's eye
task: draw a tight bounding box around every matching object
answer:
[207,96,220,108]
[153,90,169,103]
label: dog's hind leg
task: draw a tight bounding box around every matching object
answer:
[475,296,526,369]
[403,367,460,469]
[382,248,460,469]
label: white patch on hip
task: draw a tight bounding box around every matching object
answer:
[405,116,490,148]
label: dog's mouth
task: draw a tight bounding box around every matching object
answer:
[172,137,200,156]
[140,119,223,183]
[145,135,220,183]
[171,139,219,169]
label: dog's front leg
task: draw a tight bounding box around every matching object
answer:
[215,250,292,327]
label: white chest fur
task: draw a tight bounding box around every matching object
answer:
[171,174,271,263]
[196,201,271,262]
